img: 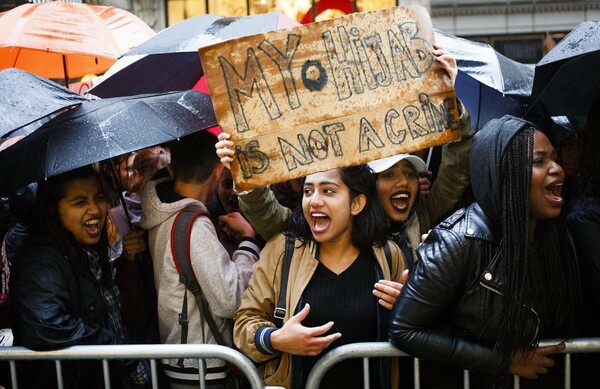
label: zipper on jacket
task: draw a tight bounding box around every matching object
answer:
[479,281,541,344]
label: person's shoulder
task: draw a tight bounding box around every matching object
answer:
[262,233,288,250]
[13,241,70,276]
[570,194,600,212]
[373,240,403,269]
[17,237,63,258]
[436,206,469,230]
[434,203,498,244]
[258,233,300,264]
[567,195,600,223]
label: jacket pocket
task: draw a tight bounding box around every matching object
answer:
[262,354,290,387]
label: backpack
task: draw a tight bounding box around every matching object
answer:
[170,204,228,365]
[273,235,393,328]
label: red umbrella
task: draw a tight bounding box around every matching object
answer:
[0,1,155,86]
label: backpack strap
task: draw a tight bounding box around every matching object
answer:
[383,240,392,276]
[171,204,227,360]
[274,234,295,328]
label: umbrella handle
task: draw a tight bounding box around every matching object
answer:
[62,55,69,88]
[425,147,433,171]
[109,159,134,230]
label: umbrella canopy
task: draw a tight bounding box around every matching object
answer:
[529,21,600,125]
[434,29,534,131]
[0,1,155,83]
[0,90,217,195]
[90,11,299,98]
[0,68,88,139]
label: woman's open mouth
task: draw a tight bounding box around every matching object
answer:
[310,212,330,234]
[544,182,564,206]
[83,218,102,238]
[390,191,411,212]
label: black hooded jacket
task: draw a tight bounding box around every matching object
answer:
[9,236,130,389]
[389,115,537,377]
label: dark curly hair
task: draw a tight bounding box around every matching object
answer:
[288,165,388,252]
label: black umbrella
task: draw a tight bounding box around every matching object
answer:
[0,68,88,139]
[90,12,299,98]
[529,21,600,125]
[0,90,217,195]
[434,30,534,132]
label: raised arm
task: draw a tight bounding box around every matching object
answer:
[419,45,473,232]
[216,132,291,241]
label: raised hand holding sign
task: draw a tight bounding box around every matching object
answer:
[200,6,460,191]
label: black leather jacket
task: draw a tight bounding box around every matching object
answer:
[10,241,132,388]
[389,202,540,377]
[11,244,119,350]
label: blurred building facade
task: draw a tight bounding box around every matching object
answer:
[431,0,600,62]
[1,0,599,63]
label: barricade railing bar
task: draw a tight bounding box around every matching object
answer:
[1,338,600,389]
[306,338,600,389]
[0,343,285,389]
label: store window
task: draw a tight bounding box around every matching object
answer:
[168,0,280,25]
[166,0,405,26]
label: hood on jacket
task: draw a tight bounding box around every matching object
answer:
[139,176,202,231]
[470,115,536,226]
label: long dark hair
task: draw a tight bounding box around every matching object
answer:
[27,166,111,278]
[496,128,581,355]
[288,165,388,252]
[577,97,600,198]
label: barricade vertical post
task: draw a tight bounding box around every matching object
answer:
[565,353,571,389]
[9,360,17,389]
[102,359,111,389]
[55,359,64,389]
[199,358,206,389]
[150,359,159,389]
[414,358,420,389]
[362,357,369,389]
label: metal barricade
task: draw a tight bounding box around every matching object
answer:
[306,338,600,389]
[0,343,285,389]
[3,339,600,388]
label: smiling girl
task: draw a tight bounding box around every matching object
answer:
[234,165,405,389]
[10,166,148,389]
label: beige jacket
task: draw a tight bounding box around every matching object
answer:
[234,233,405,388]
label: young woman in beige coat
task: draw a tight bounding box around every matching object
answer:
[234,165,405,389]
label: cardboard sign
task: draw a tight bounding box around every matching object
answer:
[199,6,460,191]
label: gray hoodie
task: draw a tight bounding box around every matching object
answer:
[140,176,259,384]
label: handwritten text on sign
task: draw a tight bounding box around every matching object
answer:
[199,6,460,191]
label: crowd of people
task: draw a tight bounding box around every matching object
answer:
[0,39,598,389]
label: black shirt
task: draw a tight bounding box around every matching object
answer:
[300,249,379,388]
